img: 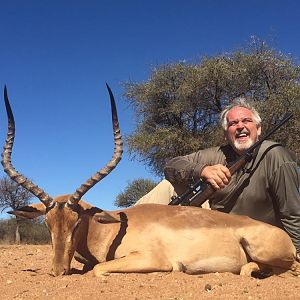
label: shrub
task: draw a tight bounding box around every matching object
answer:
[0,218,50,244]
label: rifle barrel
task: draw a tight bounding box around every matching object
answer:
[246,113,293,154]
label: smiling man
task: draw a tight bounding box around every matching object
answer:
[225,106,261,154]
[136,98,300,254]
[198,102,263,190]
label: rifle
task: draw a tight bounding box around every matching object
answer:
[168,112,293,207]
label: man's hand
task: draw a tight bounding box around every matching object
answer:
[201,164,231,190]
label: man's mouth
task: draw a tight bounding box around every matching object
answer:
[235,131,249,141]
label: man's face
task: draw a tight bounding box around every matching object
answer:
[224,107,261,155]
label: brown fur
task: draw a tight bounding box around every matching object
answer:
[11,195,300,278]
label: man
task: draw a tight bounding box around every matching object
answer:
[136,98,300,253]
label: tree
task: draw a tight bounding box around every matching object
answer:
[115,178,158,207]
[124,37,300,176]
[0,176,33,244]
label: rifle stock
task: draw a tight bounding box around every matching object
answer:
[168,112,293,207]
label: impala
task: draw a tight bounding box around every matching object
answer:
[3,85,300,278]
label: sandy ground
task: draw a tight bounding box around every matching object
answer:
[1,245,300,300]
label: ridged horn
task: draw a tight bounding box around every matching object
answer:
[1,86,53,206]
[68,83,123,205]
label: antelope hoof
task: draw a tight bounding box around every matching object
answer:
[240,262,260,277]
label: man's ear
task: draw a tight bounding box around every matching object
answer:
[257,125,262,137]
[7,203,46,219]
[93,211,121,224]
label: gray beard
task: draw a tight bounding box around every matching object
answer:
[233,138,255,153]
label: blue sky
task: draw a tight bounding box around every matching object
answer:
[0,0,299,214]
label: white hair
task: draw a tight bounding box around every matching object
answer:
[220,97,261,130]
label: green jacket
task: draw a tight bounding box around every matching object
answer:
[164,140,300,252]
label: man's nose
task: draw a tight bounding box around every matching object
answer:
[236,120,245,129]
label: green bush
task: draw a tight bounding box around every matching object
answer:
[0,218,51,244]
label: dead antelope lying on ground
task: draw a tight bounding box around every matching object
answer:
[3,85,300,278]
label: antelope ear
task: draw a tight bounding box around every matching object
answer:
[93,211,121,224]
[7,203,46,219]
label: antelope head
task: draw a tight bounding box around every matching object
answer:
[2,84,123,276]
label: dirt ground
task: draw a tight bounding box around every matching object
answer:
[1,245,300,300]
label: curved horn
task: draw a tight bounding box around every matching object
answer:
[68,83,123,205]
[1,86,53,206]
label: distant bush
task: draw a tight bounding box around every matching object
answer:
[0,218,50,244]
[115,178,158,207]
